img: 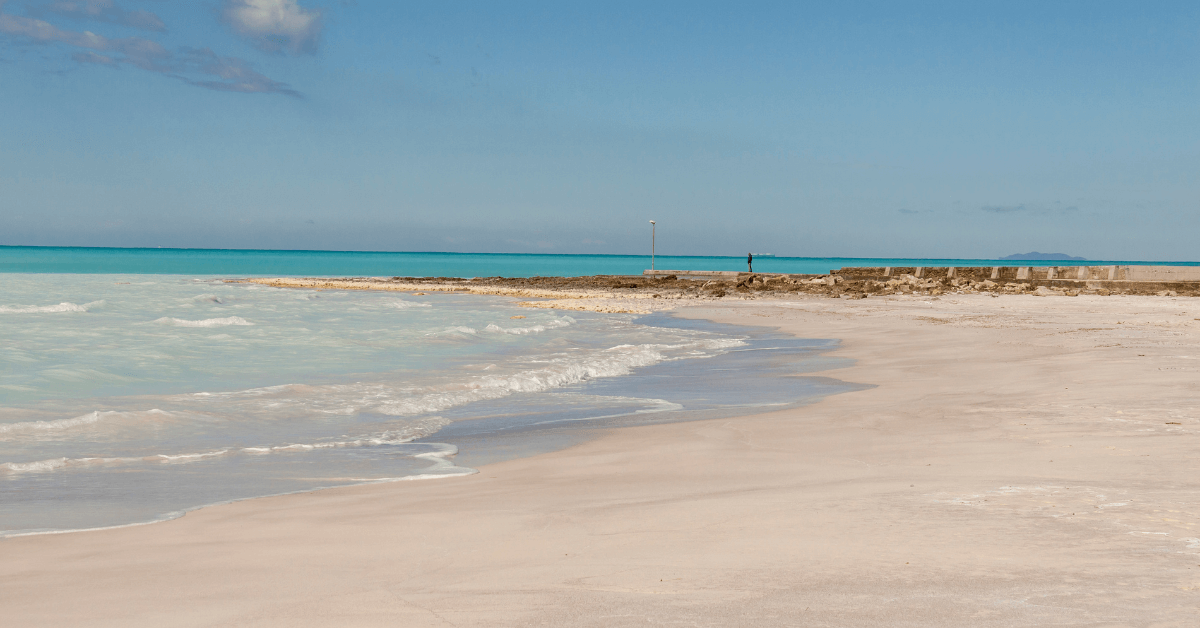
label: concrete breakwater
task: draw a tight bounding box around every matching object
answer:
[830,266,1200,295]
[832,265,1200,282]
[644,266,1200,296]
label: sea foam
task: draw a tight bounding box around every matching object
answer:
[383,298,431,309]
[484,317,574,335]
[0,411,105,434]
[0,409,171,438]
[375,339,731,416]
[154,316,253,327]
[0,300,102,314]
[0,418,452,474]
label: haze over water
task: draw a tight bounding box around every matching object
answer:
[2,246,1193,277]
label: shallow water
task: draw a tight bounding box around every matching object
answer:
[0,275,862,536]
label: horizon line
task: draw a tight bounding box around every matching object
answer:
[2,244,1198,264]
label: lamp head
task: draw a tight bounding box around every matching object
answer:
[649,220,656,224]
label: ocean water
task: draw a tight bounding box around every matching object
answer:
[0,274,861,536]
[2,246,1193,277]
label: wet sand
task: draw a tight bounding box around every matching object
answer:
[3,293,1199,626]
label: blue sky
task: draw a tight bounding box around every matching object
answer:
[2,1,1197,259]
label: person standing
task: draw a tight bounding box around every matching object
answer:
[747,252,753,273]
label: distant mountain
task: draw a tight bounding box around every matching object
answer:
[999,252,1087,261]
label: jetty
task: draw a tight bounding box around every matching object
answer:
[644,265,1200,296]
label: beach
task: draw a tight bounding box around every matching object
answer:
[4,291,1199,626]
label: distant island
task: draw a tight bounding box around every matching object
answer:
[999,252,1087,261]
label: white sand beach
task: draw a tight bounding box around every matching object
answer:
[4,293,1199,626]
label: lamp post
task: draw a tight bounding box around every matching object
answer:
[649,220,656,270]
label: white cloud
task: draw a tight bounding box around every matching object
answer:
[221,0,322,55]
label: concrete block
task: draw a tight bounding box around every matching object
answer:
[1016,267,1030,280]
[991,267,1000,279]
[946,267,957,278]
[914,267,924,278]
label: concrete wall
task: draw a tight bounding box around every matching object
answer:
[832,266,1200,282]
[645,266,1200,284]
[1121,266,1200,281]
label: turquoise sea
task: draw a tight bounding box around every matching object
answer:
[2,246,1194,277]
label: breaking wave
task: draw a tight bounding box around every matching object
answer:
[154,316,253,327]
[430,326,478,336]
[0,409,171,437]
[383,298,431,309]
[374,339,739,416]
[0,417,452,474]
[173,337,743,421]
[0,300,103,314]
[484,316,574,335]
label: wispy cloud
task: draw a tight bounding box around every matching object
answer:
[221,0,322,55]
[32,0,166,32]
[0,4,300,96]
[981,203,1079,216]
[0,10,170,61]
[981,204,1027,214]
[172,47,300,96]
[71,49,116,65]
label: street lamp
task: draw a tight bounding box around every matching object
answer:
[649,220,656,271]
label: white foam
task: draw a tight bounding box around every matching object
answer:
[0,300,102,314]
[1,418,453,474]
[154,316,253,327]
[0,411,104,434]
[352,444,476,482]
[0,444,477,538]
[430,326,478,336]
[0,449,230,473]
[485,323,543,334]
[175,336,743,421]
[1,458,69,472]
[154,449,230,463]
[383,298,431,309]
[484,317,574,335]
[189,383,297,398]
[0,409,170,437]
[376,340,725,416]
[240,418,451,454]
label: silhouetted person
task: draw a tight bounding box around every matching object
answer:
[747,252,753,273]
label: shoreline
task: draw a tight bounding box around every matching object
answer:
[0,295,841,540]
[0,450,478,541]
[4,291,1199,625]
[245,271,1199,315]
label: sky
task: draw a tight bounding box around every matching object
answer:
[1,1,1198,259]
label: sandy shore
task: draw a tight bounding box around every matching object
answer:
[4,293,1200,626]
